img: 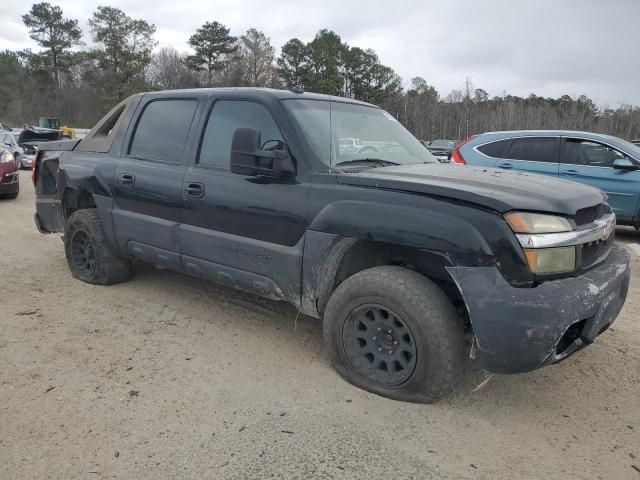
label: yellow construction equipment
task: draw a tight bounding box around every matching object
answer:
[35,117,76,139]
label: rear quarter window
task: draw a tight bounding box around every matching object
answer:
[476,139,511,158]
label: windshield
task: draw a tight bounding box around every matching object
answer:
[612,137,640,161]
[430,139,456,149]
[283,99,438,168]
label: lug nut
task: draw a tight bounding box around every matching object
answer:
[393,341,398,345]
[387,329,392,334]
[388,350,393,354]
[372,336,377,341]
[378,347,382,352]
[377,327,382,332]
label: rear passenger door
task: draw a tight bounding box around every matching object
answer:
[179,98,308,304]
[559,137,640,221]
[112,97,198,269]
[496,136,559,177]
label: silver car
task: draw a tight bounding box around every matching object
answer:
[0,131,34,169]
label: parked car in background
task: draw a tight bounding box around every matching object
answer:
[453,131,640,229]
[632,139,640,146]
[338,137,364,155]
[1,131,33,169]
[10,127,62,169]
[426,139,457,162]
[0,146,19,199]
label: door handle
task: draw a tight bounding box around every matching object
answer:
[119,173,135,186]
[497,162,513,169]
[561,169,579,176]
[185,182,204,198]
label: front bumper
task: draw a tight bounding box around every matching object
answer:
[447,244,630,374]
[0,170,19,194]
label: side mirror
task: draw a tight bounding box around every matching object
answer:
[230,128,295,177]
[613,157,639,171]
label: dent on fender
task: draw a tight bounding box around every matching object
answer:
[58,157,115,198]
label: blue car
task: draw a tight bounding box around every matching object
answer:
[452,130,640,228]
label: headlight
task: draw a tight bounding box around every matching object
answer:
[504,212,572,233]
[0,149,14,163]
[505,211,576,274]
[523,246,576,274]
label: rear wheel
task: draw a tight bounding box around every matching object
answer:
[324,266,465,403]
[64,209,131,285]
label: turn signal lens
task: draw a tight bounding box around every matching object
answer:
[505,212,572,234]
[523,246,576,274]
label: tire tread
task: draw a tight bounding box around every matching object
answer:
[64,209,131,285]
[323,266,465,403]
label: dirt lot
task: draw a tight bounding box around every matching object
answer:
[1,173,639,480]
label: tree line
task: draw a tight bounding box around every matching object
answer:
[1,2,639,142]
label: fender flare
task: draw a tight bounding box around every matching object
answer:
[300,200,502,318]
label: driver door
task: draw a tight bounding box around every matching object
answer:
[179,98,308,304]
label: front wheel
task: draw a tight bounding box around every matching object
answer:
[64,209,132,285]
[323,266,465,403]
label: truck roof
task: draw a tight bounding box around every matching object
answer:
[140,87,379,108]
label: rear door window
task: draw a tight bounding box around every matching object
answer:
[129,99,197,163]
[477,139,511,158]
[508,137,557,162]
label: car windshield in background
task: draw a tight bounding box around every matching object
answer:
[283,99,438,168]
[430,140,456,149]
[612,137,640,161]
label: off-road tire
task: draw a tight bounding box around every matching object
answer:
[324,266,465,403]
[64,209,131,285]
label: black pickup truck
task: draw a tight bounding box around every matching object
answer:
[33,88,630,402]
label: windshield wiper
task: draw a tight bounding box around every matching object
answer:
[334,158,399,168]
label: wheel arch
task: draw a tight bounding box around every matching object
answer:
[62,187,97,220]
[60,186,122,257]
[304,234,467,324]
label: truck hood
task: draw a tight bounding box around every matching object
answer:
[337,163,606,215]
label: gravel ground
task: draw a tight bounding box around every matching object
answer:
[1,173,639,479]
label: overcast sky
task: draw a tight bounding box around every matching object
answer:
[2,0,639,106]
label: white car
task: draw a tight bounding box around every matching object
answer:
[0,132,35,169]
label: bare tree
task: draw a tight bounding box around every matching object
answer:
[148,47,198,90]
[239,28,276,87]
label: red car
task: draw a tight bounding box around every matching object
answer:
[0,146,19,199]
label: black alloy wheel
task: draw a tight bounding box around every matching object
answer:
[342,304,417,387]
